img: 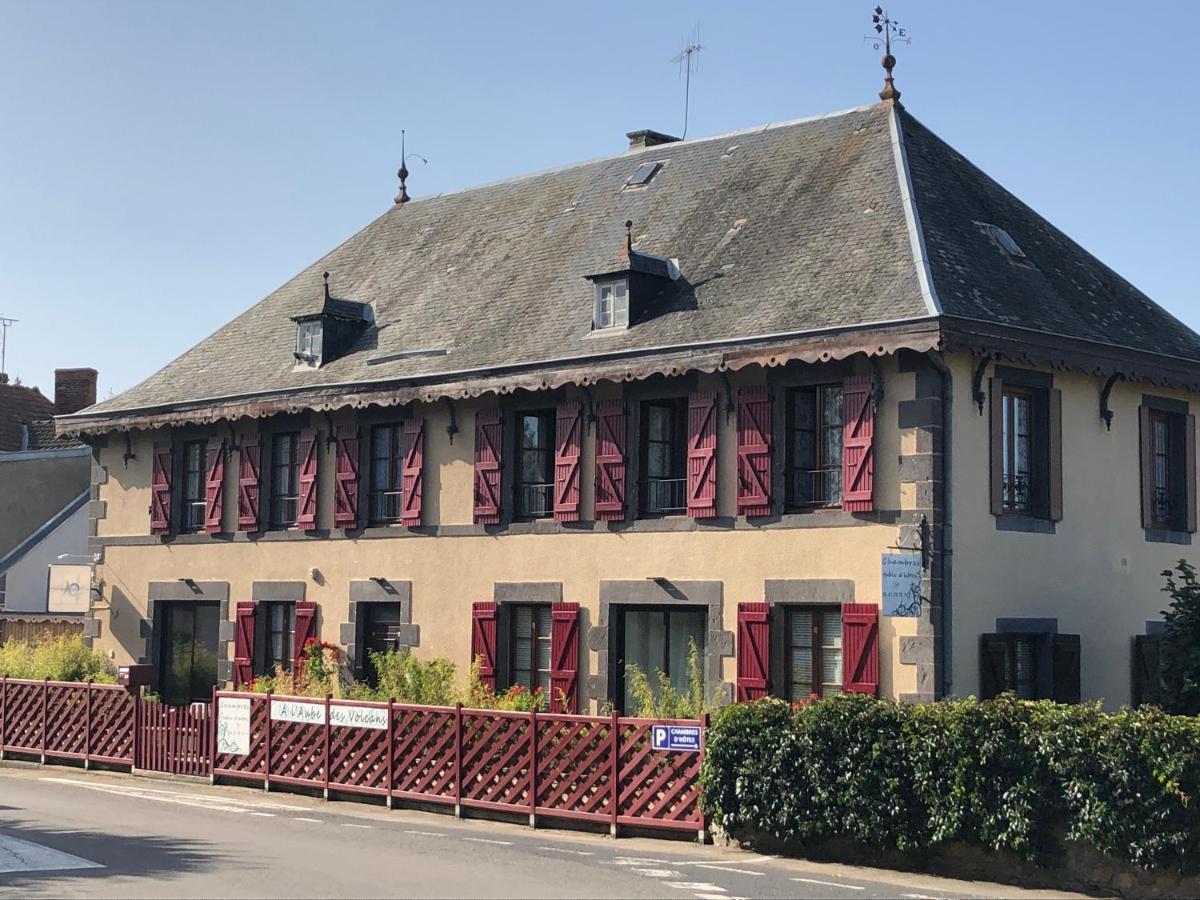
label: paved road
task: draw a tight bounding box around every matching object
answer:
[0,765,1081,899]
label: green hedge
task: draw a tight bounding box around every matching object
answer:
[700,694,1200,873]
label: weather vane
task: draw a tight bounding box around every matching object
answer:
[670,25,703,139]
[866,6,910,102]
[394,129,428,205]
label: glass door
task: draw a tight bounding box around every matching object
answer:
[159,602,220,705]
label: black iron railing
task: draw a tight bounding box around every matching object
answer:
[640,478,687,515]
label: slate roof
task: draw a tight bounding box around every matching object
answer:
[0,380,55,451]
[63,101,1200,431]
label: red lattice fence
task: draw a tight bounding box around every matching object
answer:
[135,697,212,777]
[212,691,706,835]
[0,677,134,767]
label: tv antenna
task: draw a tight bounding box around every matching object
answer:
[671,26,703,139]
[866,6,910,102]
[0,316,16,379]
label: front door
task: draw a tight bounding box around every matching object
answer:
[360,602,402,687]
[158,601,220,705]
[615,606,707,713]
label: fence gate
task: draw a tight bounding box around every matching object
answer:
[135,697,212,777]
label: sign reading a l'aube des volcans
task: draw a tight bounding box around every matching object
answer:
[216,697,251,755]
[270,698,326,725]
[651,725,701,752]
[881,552,923,617]
[268,698,389,730]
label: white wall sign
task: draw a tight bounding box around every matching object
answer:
[46,564,90,614]
[330,704,389,731]
[270,698,326,725]
[216,697,251,755]
[881,552,924,617]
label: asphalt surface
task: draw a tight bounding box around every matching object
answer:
[0,764,1084,899]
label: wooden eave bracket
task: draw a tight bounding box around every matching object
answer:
[1100,372,1124,431]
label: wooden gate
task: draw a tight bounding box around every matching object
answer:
[135,697,212,777]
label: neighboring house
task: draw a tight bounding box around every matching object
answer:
[0,369,96,614]
[57,80,1200,711]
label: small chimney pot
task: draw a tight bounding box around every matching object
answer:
[626,129,681,152]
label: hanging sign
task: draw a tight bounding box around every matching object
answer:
[881,552,923,617]
[270,698,326,725]
[330,704,388,731]
[216,697,251,755]
[651,725,701,753]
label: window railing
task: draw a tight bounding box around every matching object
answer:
[1152,486,1176,528]
[517,482,554,518]
[271,496,298,529]
[789,467,842,508]
[369,490,403,524]
[640,477,687,515]
[181,499,207,531]
[1002,473,1031,514]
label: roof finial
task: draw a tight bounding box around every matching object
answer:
[394,129,429,205]
[323,271,330,300]
[868,6,909,104]
[623,220,633,256]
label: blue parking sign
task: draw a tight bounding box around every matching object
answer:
[651,725,701,752]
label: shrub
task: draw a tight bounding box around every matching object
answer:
[701,694,1200,874]
[1161,560,1200,716]
[462,656,548,711]
[625,640,721,719]
[349,650,457,706]
[0,635,116,683]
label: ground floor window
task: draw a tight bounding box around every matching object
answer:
[359,602,402,687]
[255,601,295,676]
[506,604,552,695]
[615,606,706,713]
[158,601,219,706]
[980,631,1080,703]
[786,606,842,701]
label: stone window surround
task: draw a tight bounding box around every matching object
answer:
[339,579,419,680]
[145,580,230,683]
[492,582,565,694]
[759,579,855,701]
[586,579,733,712]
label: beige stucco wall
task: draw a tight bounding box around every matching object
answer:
[947,354,1197,708]
[90,360,922,707]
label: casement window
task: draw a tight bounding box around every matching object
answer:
[269,432,301,529]
[785,607,843,701]
[179,439,207,532]
[255,601,296,676]
[989,370,1062,524]
[516,411,555,519]
[295,319,322,365]
[1139,399,1196,536]
[640,399,689,515]
[369,424,405,524]
[786,385,844,508]
[1131,634,1165,708]
[593,278,629,330]
[615,606,707,713]
[158,601,221,705]
[979,632,1080,702]
[506,604,553,695]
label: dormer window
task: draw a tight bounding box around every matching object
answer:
[594,278,629,330]
[295,319,323,366]
[289,272,371,369]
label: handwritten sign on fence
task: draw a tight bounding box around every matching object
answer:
[330,704,388,730]
[881,552,924,617]
[216,697,251,755]
[270,698,326,726]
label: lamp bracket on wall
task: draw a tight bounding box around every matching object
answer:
[869,355,884,408]
[718,372,736,421]
[122,432,136,468]
[444,397,460,445]
[1100,372,1124,431]
[887,513,932,570]
[972,354,993,415]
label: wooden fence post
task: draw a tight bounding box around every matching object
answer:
[40,677,49,764]
[1,675,7,761]
[323,693,332,800]
[132,687,142,771]
[209,687,218,784]
[528,707,538,829]
[453,703,463,819]
[385,699,395,810]
[698,712,709,845]
[84,679,93,770]
[264,691,273,792]
[609,709,619,838]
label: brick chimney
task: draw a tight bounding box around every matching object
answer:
[54,367,98,415]
[626,129,681,152]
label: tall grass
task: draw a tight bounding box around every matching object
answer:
[0,635,116,683]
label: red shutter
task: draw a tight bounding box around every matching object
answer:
[203,437,225,534]
[594,400,627,522]
[149,443,172,535]
[471,601,498,692]
[736,386,772,517]
[687,391,718,519]
[842,376,875,512]
[736,602,771,701]
[296,428,319,530]
[554,402,583,523]
[550,602,581,713]
[401,417,425,527]
[842,603,880,695]
[293,601,318,673]
[473,409,502,525]
[333,426,359,529]
[234,602,255,688]
[238,438,262,532]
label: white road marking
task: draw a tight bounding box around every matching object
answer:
[791,877,866,891]
[463,837,512,845]
[403,830,447,837]
[633,868,682,878]
[341,823,372,829]
[901,894,942,899]
[249,812,275,817]
[664,883,724,892]
[695,863,763,876]
[612,856,670,865]
[0,834,104,875]
[538,846,593,856]
[39,777,310,811]
[293,817,323,823]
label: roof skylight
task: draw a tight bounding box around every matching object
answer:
[624,161,663,189]
[975,221,1027,260]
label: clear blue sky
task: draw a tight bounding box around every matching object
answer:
[1,1,1196,400]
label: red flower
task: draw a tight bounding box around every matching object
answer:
[304,637,317,648]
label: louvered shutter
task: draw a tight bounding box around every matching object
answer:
[238,438,262,532]
[1132,635,1164,707]
[1138,405,1156,529]
[150,443,172,535]
[333,426,359,529]
[841,603,879,695]
[473,410,503,525]
[990,378,1006,516]
[842,376,875,512]
[1051,634,1081,704]
[736,602,771,701]
[293,602,318,674]
[550,602,581,713]
[471,601,498,692]
[1187,414,1197,533]
[979,634,1008,699]
[203,437,225,534]
[296,428,319,530]
[401,417,425,527]
[234,602,256,688]
[687,391,718,519]
[594,400,627,521]
[554,402,583,523]
[1048,389,1064,521]
[736,387,772,517]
